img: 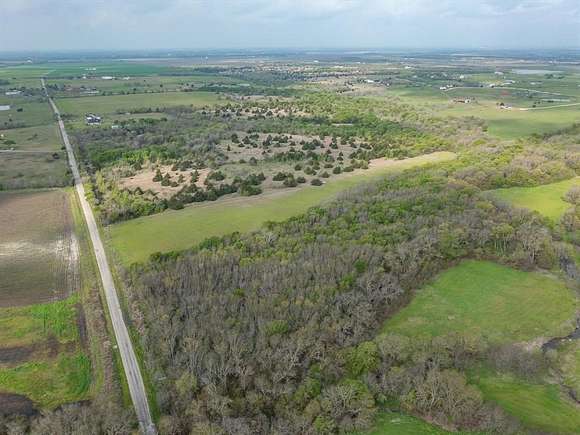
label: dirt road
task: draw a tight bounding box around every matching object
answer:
[42,79,156,434]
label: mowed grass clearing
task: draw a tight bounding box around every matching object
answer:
[474,371,580,434]
[383,260,576,343]
[491,177,580,221]
[56,91,221,118]
[108,152,455,265]
[363,412,453,435]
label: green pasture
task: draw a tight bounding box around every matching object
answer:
[0,294,91,410]
[108,152,456,265]
[48,74,238,96]
[0,352,91,409]
[0,295,80,349]
[56,91,221,118]
[383,260,576,343]
[0,62,174,79]
[474,371,580,434]
[387,75,580,138]
[491,177,580,221]
[0,100,55,128]
[0,124,61,151]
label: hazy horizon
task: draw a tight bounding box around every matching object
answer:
[1,0,578,52]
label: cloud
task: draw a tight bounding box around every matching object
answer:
[0,0,577,50]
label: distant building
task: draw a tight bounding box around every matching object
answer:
[85,114,102,125]
[5,90,21,96]
[0,105,10,111]
[101,76,114,80]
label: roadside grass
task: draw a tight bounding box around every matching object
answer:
[491,177,580,221]
[108,152,456,265]
[473,370,580,434]
[0,352,91,409]
[0,295,79,348]
[0,124,61,151]
[383,260,576,343]
[56,91,221,119]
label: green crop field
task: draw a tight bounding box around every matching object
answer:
[492,177,580,221]
[474,371,580,434]
[383,260,576,343]
[108,152,456,265]
[56,91,221,119]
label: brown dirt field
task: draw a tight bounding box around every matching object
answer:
[119,165,209,199]
[0,346,35,366]
[0,393,37,416]
[0,190,79,308]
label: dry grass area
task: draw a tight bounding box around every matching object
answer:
[119,165,209,198]
[0,190,79,307]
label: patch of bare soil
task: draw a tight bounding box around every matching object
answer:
[119,165,209,199]
[0,190,79,308]
[0,346,34,366]
[0,393,37,416]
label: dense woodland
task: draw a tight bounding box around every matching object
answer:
[125,149,578,434]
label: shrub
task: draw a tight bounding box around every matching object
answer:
[311,178,323,186]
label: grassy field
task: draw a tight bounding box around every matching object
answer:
[364,412,453,435]
[0,124,61,152]
[474,371,580,434]
[0,152,69,190]
[383,260,576,343]
[0,100,56,129]
[388,75,580,139]
[56,91,221,119]
[0,295,79,349]
[0,62,175,80]
[108,152,456,265]
[491,177,580,221]
[0,352,91,409]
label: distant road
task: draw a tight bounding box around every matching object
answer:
[42,79,156,435]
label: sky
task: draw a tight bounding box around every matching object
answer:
[0,0,578,51]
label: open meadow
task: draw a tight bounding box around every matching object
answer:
[56,91,221,120]
[383,260,577,343]
[491,177,580,221]
[108,151,455,265]
[382,260,579,434]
